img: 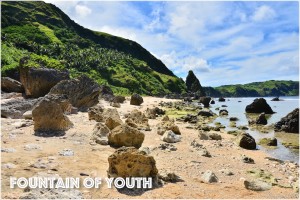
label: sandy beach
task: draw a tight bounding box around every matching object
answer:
[1,96,299,199]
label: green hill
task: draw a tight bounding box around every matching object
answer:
[1,1,186,95]
[204,80,299,97]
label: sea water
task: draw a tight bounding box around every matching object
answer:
[208,96,299,163]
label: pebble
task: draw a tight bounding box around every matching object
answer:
[24,144,42,151]
[1,148,16,153]
[2,163,16,169]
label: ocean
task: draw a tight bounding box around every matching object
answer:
[208,96,299,163]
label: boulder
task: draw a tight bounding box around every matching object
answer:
[88,105,104,121]
[271,97,281,101]
[32,94,73,134]
[236,133,256,150]
[274,108,299,133]
[91,123,110,145]
[108,124,145,148]
[107,147,158,180]
[130,93,143,105]
[256,113,267,125]
[210,100,215,104]
[1,77,24,93]
[198,110,214,117]
[49,75,100,111]
[1,98,39,119]
[99,85,114,101]
[125,109,150,130]
[177,114,198,123]
[245,98,274,114]
[145,107,165,119]
[161,130,181,143]
[157,120,181,135]
[219,109,228,116]
[229,117,238,121]
[112,95,125,103]
[199,97,211,108]
[103,109,123,130]
[218,97,225,102]
[199,132,222,140]
[23,110,32,119]
[20,67,69,98]
[159,171,182,183]
[110,102,121,108]
[244,180,272,191]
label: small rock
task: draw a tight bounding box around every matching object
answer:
[24,144,41,151]
[201,170,218,183]
[159,171,182,183]
[161,130,181,143]
[59,149,74,156]
[1,148,16,153]
[242,155,255,164]
[158,143,177,151]
[2,163,16,169]
[139,147,151,154]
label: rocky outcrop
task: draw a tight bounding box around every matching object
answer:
[157,119,181,135]
[108,124,145,148]
[49,75,100,111]
[1,77,24,93]
[1,98,39,119]
[161,130,181,143]
[99,85,114,101]
[107,147,158,180]
[125,109,150,130]
[32,94,73,134]
[236,133,256,150]
[255,113,267,125]
[185,70,206,96]
[274,108,299,133]
[145,107,165,119]
[245,98,274,114]
[271,97,281,101]
[20,67,69,98]
[199,96,211,108]
[130,93,143,105]
[91,123,110,145]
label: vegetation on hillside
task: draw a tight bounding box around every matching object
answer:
[1,1,186,95]
[204,80,299,97]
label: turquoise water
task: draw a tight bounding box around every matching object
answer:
[208,96,299,163]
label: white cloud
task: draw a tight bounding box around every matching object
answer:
[252,5,276,22]
[96,26,137,41]
[75,4,91,18]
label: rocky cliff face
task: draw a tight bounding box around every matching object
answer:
[185,70,206,97]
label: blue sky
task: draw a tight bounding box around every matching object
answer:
[47,1,299,86]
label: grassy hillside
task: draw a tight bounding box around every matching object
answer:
[1,1,186,95]
[204,80,299,97]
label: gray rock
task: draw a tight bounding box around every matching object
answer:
[20,188,83,199]
[158,143,177,151]
[161,130,181,143]
[201,170,218,183]
[59,149,74,156]
[1,98,39,119]
[91,123,110,145]
[1,148,16,153]
[23,110,32,119]
[139,147,151,154]
[2,163,16,169]
[244,180,272,191]
[159,171,182,183]
[24,144,41,151]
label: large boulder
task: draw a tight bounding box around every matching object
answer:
[91,123,111,145]
[20,67,69,98]
[32,94,73,134]
[130,93,143,106]
[245,98,274,114]
[49,75,100,111]
[125,109,150,130]
[199,97,211,108]
[107,147,158,180]
[236,133,256,150]
[1,77,24,93]
[99,85,114,101]
[108,124,145,148]
[1,98,39,119]
[274,108,299,133]
[88,105,105,121]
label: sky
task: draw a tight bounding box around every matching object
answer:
[47,1,299,87]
